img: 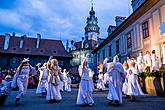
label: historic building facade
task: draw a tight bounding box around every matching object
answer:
[0,33,72,69]
[69,4,103,71]
[92,0,165,72]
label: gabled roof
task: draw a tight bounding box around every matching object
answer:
[92,0,160,54]
[0,35,72,58]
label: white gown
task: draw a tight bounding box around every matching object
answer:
[97,74,105,90]
[144,54,151,67]
[36,67,48,94]
[122,68,129,94]
[76,66,94,105]
[137,55,144,73]
[127,68,144,96]
[107,62,125,104]
[12,66,35,99]
[151,54,159,71]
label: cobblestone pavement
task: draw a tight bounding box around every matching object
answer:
[1,89,165,110]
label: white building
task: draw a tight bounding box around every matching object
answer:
[92,0,165,72]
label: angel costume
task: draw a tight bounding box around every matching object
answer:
[127,62,143,101]
[106,56,125,104]
[46,59,62,102]
[36,65,48,95]
[137,53,144,73]
[76,57,94,106]
[11,58,36,104]
[97,73,105,91]
[151,53,159,71]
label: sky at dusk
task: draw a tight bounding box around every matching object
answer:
[0,0,132,45]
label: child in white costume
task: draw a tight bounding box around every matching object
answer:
[11,58,36,105]
[97,71,105,91]
[127,61,144,101]
[36,63,48,96]
[76,56,94,106]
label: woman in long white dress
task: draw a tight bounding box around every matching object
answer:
[122,62,129,95]
[11,58,36,105]
[46,58,62,103]
[106,55,125,105]
[76,56,94,106]
[137,52,145,73]
[151,50,159,71]
[127,61,144,101]
[36,63,48,96]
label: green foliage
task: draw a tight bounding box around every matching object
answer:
[139,71,162,78]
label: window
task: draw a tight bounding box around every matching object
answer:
[102,49,105,60]
[116,40,120,54]
[142,21,149,38]
[109,45,111,57]
[98,52,100,62]
[12,57,16,64]
[127,32,132,48]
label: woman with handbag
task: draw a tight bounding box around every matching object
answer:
[11,58,36,105]
[46,58,62,103]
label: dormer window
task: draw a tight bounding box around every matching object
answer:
[53,50,56,53]
[40,50,43,53]
[26,49,30,51]
[13,48,16,50]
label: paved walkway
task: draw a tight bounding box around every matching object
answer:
[1,89,165,110]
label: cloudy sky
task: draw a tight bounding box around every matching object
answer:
[0,0,132,45]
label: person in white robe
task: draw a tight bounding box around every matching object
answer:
[11,58,36,105]
[46,58,62,103]
[97,71,105,91]
[105,55,125,105]
[137,52,145,73]
[144,51,152,72]
[36,63,48,96]
[59,68,64,92]
[122,62,129,96]
[76,56,94,106]
[127,61,144,101]
[67,74,72,92]
[63,69,69,92]
[151,50,159,71]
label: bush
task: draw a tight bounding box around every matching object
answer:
[139,71,162,78]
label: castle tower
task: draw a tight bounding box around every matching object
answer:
[84,0,100,41]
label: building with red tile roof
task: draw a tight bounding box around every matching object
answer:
[0,33,72,69]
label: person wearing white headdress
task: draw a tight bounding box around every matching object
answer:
[105,55,125,105]
[144,51,152,72]
[36,63,48,96]
[67,74,72,92]
[63,69,69,92]
[151,50,159,71]
[127,61,144,101]
[96,70,105,91]
[137,52,145,73]
[58,68,64,92]
[76,55,94,106]
[11,58,36,105]
[46,58,63,103]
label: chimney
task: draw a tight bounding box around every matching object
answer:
[115,16,126,27]
[82,37,85,48]
[36,34,41,48]
[4,33,11,50]
[12,32,15,37]
[20,35,25,48]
